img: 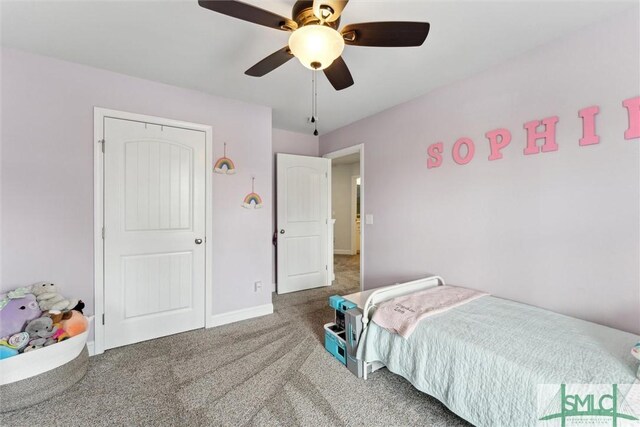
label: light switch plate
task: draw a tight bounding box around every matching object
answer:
[365,214,373,225]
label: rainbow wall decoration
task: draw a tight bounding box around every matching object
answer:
[214,142,236,174]
[242,177,263,209]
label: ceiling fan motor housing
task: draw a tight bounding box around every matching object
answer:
[292,1,340,28]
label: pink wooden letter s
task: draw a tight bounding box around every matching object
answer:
[427,142,443,168]
[578,106,600,146]
[523,116,559,155]
[452,138,475,165]
[486,128,512,161]
[622,96,640,140]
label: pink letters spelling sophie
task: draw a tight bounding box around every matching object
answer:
[426,96,640,169]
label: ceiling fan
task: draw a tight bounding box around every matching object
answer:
[198,0,431,91]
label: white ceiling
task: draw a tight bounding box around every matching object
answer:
[1,0,636,134]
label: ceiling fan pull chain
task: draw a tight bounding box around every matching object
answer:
[310,70,316,123]
[313,70,319,136]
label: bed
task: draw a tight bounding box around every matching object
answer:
[355,277,640,427]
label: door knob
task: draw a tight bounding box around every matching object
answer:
[280,229,285,234]
[195,238,203,244]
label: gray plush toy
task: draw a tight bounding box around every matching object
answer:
[30,282,78,312]
[22,338,48,352]
[25,316,58,340]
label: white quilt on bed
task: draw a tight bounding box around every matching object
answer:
[361,296,639,427]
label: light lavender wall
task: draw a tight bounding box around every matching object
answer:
[320,11,640,334]
[271,128,319,288]
[1,48,273,322]
[272,128,319,157]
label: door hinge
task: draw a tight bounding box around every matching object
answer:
[98,139,105,153]
[102,313,105,325]
[101,227,105,239]
[325,264,328,270]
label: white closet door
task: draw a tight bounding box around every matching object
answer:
[276,153,330,294]
[104,118,205,349]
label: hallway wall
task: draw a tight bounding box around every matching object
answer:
[332,162,360,254]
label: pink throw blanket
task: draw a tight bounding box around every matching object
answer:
[371,285,488,338]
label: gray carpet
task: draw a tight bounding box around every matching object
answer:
[1,255,468,426]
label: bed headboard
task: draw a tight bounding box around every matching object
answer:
[361,275,445,327]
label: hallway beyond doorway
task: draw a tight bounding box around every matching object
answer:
[334,255,360,294]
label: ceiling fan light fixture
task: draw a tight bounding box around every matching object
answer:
[288,24,345,70]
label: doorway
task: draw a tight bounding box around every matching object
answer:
[324,144,364,293]
[93,108,213,355]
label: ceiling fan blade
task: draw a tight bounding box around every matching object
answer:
[323,56,354,91]
[341,22,430,47]
[198,0,297,31]
[245,46,294,77]
[313,0,349,23]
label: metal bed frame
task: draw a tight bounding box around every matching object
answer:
[359,275,446,379]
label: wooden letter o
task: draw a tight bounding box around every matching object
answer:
[452,137,475,165]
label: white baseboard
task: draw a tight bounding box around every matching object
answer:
[87,305,274,354]
[334,249,354,255]
[87,340,95,356]
[272,282,276,293]
[207,303,274,328]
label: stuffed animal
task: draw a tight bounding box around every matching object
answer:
[30,282,78,312]
[0,287,32,311]
[44,310,79,341]
[5,332,30,351]
[51,323,68,342]
[0,294,41,338]
[46,310,64,323]
[72,300,85,314]
[22,338,47,352]
[0,344,18,359]
[46,309,76,322]
[25,316,58,340]
[0,332,30,358]
[60,310,88,337]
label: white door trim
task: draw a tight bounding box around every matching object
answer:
[323,144,364,291]
[351,175,360,255]
[93,107,213,355]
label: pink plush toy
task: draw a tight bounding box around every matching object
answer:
[0,294,41,338]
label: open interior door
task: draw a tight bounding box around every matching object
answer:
[276,154,331,294]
